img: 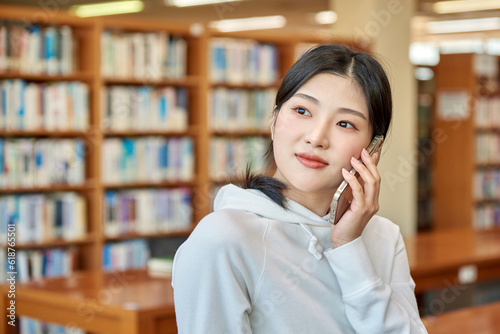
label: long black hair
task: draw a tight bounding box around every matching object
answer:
[239,44,393,209]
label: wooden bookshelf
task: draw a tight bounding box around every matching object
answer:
[433,53,500,230]
[0,5,364,330]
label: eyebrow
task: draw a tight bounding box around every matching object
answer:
[293,92,368,120]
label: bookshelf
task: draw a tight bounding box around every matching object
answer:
[0,5,363,330]
[434,53,500,230]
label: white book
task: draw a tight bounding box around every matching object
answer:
[59,26,73,74]
[17,251,29,283]
[181,138,194,181]
[145,32,161,80]
[101,30,112,77]
[5,141,18,187]
[17,197,28,244]
[132,33,145,78]
[12,80,24,130]
[28,25,42,74]
[0,248,6,282]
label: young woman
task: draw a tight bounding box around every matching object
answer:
[172,44,427,333]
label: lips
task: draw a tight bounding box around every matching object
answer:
[295,153,329,169]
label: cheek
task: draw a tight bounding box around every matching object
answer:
[273,113,300,143]
[335,139,366,163]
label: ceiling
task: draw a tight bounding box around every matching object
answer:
[3,0,500,36]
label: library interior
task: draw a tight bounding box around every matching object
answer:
[1,0,500,333]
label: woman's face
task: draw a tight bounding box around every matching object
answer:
[272,73,373,199]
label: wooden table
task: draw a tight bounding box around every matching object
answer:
[422,300,500,333]
[404,227,500,293]
[0,269,176,334]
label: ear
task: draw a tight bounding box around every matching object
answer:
[270,106,278,141]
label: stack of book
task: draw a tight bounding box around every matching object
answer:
[0,22,76,75]
[103,187,192,237]
[210,38,278,85]
[0,247,77,283]
[102,239,150,271]
[0,139,85,188]
[102,137,194,184]
[0,192,86,245]
[101,30,187,80]
[102,85,187,131]
[476,133,500,164]
[210,137,269,180]
[209,87,275,131]
[0,79,89,131]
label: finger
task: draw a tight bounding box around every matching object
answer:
[350,156,376,190]
[356,153,380,203]
[360,150,381,183]
[342,167,365,205]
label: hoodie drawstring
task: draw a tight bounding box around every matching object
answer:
[299,223,324,260]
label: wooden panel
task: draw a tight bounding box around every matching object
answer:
[433,53,476,229]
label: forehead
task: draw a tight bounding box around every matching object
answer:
[296,73,368,115]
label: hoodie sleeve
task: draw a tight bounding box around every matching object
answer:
[172,210,266,334]
[323,231,428,334]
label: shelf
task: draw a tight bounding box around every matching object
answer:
[3,235,95,250]
[211,82,279,89]
[103,179,197,189]
[105,229,193,242]
[0,182,96,194]
[103,75,200,87]
[104,126,199,137]
[0,130,91,138]
[0,71,94,82]
[476,163,500,168]
[476,199,500,205]
[476,127,500,133]
[211,130,271,137]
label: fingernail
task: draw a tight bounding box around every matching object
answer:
[342,168,348,174]
[351,157,359,164]
[362,148,369,156]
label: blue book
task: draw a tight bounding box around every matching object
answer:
[102,244,111,271]
[159,94,167,123]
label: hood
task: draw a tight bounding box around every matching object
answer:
[213,184,331,259]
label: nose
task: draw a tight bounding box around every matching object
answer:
[304,121,330,149]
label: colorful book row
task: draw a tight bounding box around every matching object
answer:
[0,247,76,283]
[102,239,150,272]
[475,169,500,200]
[0,139,85,188]
[19,317,85,334]
[0,192,86,246]
[475,204,500,229]
[476,96,500,128]
[1,79,89,131]
[210,137,269,180]
[101,30,187,80]
[104,188,192,237]
[102,85,187,131]
[102,137,193,184]
[209,87,275,131]
[0,22,76,75]
[476,133,500,164]
[210,38,278,85]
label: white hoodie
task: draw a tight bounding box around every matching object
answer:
[172,184,428,334]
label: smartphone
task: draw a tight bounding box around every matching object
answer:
[328,135,384,225]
